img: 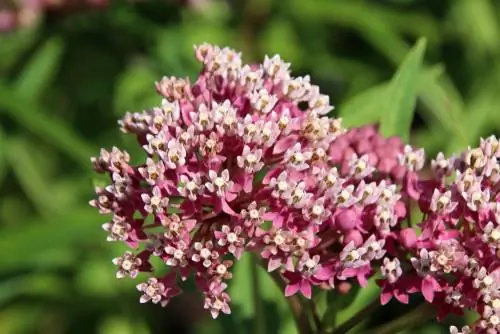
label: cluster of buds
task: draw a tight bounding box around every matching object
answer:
[0,0,209,32]
[90,43,500,333]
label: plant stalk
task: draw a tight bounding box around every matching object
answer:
[251,254,266,334]
[268,270,315,334]
[371,303,434,334]
[330,298,380,334]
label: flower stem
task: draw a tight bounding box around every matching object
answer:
[310,298,324,333]
[267,270,315,334]
[371,303,434,334]
[330,298,380,334]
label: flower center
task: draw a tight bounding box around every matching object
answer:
[122,259,133,271]
[200,248,211,259]
[173,249,184,260]
[227,232,238,243]
[274,234,285,245]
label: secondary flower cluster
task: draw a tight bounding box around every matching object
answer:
[90,43,500,333]
[0,0,209,32]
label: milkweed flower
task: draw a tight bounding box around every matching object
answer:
[90,43,500,333]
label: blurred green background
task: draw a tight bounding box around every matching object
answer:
[1,0,499,333]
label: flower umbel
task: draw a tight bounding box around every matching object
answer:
[91,43,500,333]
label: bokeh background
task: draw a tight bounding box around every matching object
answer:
[1,0,500,333]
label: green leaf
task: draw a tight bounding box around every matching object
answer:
[339,64,440,131]
[0,126,7,188]
[14,37,64,101]
[0,82,96,168]
[338,82,388,128]
[229,253,255,319]
[0,274,68,307]
[261,19,303,65]
[287,0,415,64]
[334,278,380,331]
[379,38,427,142]
[4,138,60,216]
[0,28,38,73]
[98,316,150,334]
[450,0,500,57]
[114,62,160,115]
[321,285,363,331]
[417,71,468,151]
[75,258,120,297]
[0,207,101,271]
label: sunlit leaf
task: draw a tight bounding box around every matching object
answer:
[0,83,96,167]
[0,207,100,271]
[0,126,7,188]
[261,19,303,65]
[76,258,120,297]
[338,82,388,128]
[5,138,60,216]
[287,0,412,64]
[334,278,380,332]
[0,274,69,307]
[14,37,64,101]
[380,38,427,142]
[450,0,500,57]
[229,253,254,319]
[114,62,160,115]
[0,28,38,73]
[98,316,150,334]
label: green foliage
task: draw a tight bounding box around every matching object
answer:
[379,38,426,142]
[1,0,500,333]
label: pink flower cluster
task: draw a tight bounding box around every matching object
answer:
[0,0,209,32]
[90,43,500,332]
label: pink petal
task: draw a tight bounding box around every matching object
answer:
[285,282,301,297]
[262,167,281,185]
[380,288,393,305]
[357,273,368,287]
[314,266,333,280]
[213,231,225,239]
[285,257,295,272]
[234,247,244,260]
[225,191,237,202]
[421,277,435,303]
[267,257,282,272]
[180,101,194,126]
[430,277,442,291]
[394,289,409,304]
[221,199,237,216]
[243,174,253,193]
[273,135,298,155]
[300,279,312,299]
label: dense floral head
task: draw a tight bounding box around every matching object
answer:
[90,42,500,332]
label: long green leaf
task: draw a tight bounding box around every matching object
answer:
[5,138,60,216]
[14,37,64,101]
[0,207,101,271]
[418,73,468,150]
[339,65,443,130]
[451,0,500,57]
[338,83,388,128]
[380,38,427,142]
[229,253,255,320]
[334,278,380,332]
[0,83,96,167]
[288,0,420,64]
[0,126,7,188]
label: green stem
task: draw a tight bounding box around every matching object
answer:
[331,298,381,334]
[251,255,266,334]
[371,303,434,334]
[267,270,315,334]
[310,299,324,334]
